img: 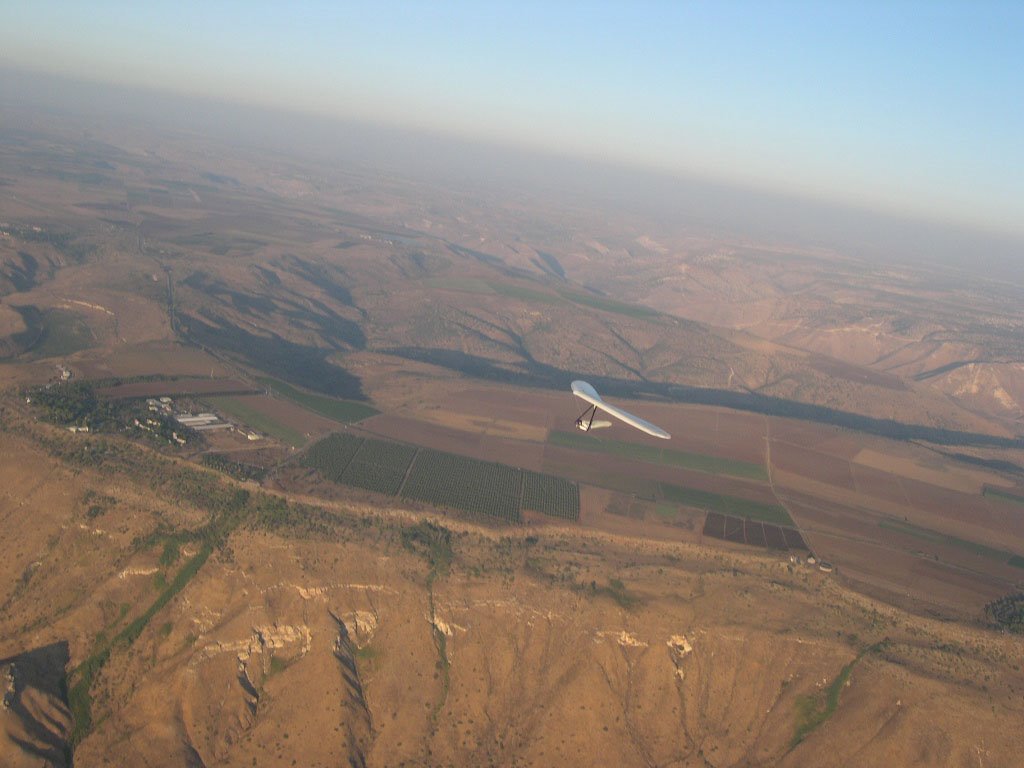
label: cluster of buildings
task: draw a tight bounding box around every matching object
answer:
[145,396,173,414]
[143,396,260,441]
[173,411,232,433]
[790,553,835,573]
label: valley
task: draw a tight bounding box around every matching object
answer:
[1,100,1023,766]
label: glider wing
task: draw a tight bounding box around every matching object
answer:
[571,380,670,439]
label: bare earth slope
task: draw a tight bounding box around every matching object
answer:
[1,414,1022,767]
[587,243,1024,431]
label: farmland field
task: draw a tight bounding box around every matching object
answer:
[257,376,379,423]
[96,378,255,399]
[300,432,364,480]
[522,471,580,521]
[801,521,1012,615]
[300,433,580,524]
[488,281,561,305]
[73,342,235,380]
[769,441,856,490]
[558,288,662,319]
[402,449,523,523]
[702,511,807,551]
[763,523,788,549]
[745,520,767,547]
[206,395,306,447]
[423,277,494,294]
[661,482,793,525]
[360,414,489,457]
[878,517,1024,566]
[541,450,661,499]
[341,438,417,495]
[723,515,744,542]
[781,491,1021,613]
[549,429,766,480]
[414,409,547,441]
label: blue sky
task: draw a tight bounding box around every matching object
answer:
[2,1,1022,234]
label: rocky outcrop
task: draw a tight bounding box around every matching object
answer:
[666,634,693,680]
[330,611,374,768]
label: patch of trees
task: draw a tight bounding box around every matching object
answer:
[27,381,106,427]
[985,593,1024,633]
[201,453,268,482]
[81,489,116,519]
[25,380,200,447]
[402,521,454,583]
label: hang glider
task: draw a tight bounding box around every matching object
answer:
[570,380,670,440]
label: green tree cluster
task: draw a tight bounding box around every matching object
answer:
[986,593,1024,633]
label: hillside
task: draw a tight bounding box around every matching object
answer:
[1,107,1019,440]
[1,413,1022,767]
[2,97,1024,768]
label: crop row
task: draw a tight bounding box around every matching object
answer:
[340,438,418,495]
[522,471,579,521]
[299,432,364,480]
[300,433,586,525]
[341,459,409,495]
[401,450,522,523]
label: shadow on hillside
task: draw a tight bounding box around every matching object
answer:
[383,346,1024,452]
[1,641,73,767]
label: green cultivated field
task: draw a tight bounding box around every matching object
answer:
[428,277,659,320]
[257,376,379,423]
[424,277,494,294]
[300,433,581,525]
[402,449,523,523]
[660,483,792,525]
[342,438,417,495]
[558,289,661,319]
[300,432,415,495]
[549,430,767,480]
[879,517,1024,567]
[489,281,561,304]
[300,432,364,480]
[654,503,678,520]
[523,471,580,521]
[170,231,267,255]
[206,396,305,447]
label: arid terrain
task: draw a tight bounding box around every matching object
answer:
[2,413,1024,767]
[2,95,1024,766]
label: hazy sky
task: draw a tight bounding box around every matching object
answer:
[2,1,1022,235]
